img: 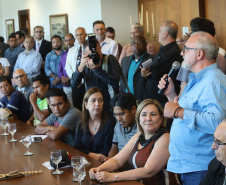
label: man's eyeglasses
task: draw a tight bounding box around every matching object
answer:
[182,46,199,54]
[14,74,25,80]
[35,31,43,34]
[213,137,226,149]
[113,112,125,119]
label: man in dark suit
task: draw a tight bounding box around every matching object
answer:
[13,69,33,111]
[33,26,52,74]
[120,35,152,102]
[0,36,9,57]
[145,21,183,106]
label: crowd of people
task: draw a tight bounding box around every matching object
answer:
[0,16,226,185]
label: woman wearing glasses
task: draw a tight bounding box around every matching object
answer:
[89,99,180,185]
[74,87,115,162]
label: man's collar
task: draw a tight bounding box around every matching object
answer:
[37,38,43,43]
[159,41,177,51]
[190,63,217,81]
[130,52,146,61]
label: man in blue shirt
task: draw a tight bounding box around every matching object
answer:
[158,32,226,185]
[14,36,42,80]
[4,34,24,78]
[108,93,137,158]
[45,35,63,89]
[0,76,31,122]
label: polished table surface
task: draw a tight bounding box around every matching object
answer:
[0,118,141,185]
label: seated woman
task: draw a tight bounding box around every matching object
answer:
[89,99,180,185]
[74,87,115,162]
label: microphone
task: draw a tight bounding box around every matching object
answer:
[158,61,181,95]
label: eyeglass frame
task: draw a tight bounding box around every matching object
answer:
[13,74,26,80]
[213,137,226,149]
[182,46,199,54]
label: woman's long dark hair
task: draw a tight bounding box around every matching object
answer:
[77,87,108,133]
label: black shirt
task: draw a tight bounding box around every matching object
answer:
[146,41,183,106]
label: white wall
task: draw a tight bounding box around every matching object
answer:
[0,0,138,46]
[1,0,102,41]
[101,0,138,46]
[0,0,3,38]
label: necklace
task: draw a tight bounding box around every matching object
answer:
[92,120,101,131]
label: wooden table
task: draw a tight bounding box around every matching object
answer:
[0,118,141,185]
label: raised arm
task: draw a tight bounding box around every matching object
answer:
[158,74,177,102]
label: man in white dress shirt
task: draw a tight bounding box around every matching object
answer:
[65,27,87,111]
[93,20,119,59]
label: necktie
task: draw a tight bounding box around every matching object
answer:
[77,46,82,68]
[36,42,40,52]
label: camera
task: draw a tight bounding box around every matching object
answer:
[88,33,101,65]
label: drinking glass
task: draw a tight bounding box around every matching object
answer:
[71,156,83,181]
[51,150,64,175]
[8,123,17,142]
[22,135,33,156]
[73,165,86,185]
[1,118,9,136]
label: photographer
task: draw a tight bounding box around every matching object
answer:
[70,35,120,115]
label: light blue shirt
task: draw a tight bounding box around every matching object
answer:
[4,45,24,78]
[127,54,144,94]
[45,50,63,88]
[14,49,42,80]
[168,63,226,173]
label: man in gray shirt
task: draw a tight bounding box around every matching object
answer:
[108,93,137,158]
[35,88,81,147]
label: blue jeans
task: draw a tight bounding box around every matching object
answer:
[181,170,208,185]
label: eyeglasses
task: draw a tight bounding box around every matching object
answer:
[64,39,74,42]
[35,31,43,33]
[213,137,226,149]
[14,74,25,80]
[113,112,125,119]
[182,46,199,54]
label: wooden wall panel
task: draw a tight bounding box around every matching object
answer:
[138,0,200,51]
[205,0,226,50]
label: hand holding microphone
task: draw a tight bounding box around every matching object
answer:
[158,61,181,95]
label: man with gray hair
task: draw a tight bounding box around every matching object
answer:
[13,69,33,111]
[158,32,226,185]
[145,21,182,108]
[119,23,156,64]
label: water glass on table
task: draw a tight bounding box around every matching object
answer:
[8,123,17,142]
[71,156,83,181]
[51,150,64,175]
[22,135,33,156]
[1,118,9,136]
[73,165,86,184]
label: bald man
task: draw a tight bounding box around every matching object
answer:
[146,21,183,107]
[200,120,226,184]
[13,69,33,109]
[65,27,87,111]
[158,32,226,185]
